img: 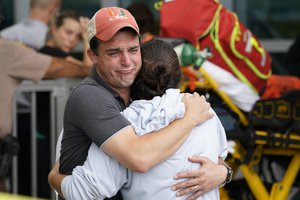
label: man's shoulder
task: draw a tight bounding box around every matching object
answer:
[68,77,113,102]
[0,22,23,35]
[1,19,46,33]
[72,77,107,94]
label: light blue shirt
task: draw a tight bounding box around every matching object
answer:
[0,19,48,49]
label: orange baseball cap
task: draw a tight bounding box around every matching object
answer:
[87,7,140,42]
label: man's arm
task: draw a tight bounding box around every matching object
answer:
[48,161,66,198]
[49,93,213,195]
[102,93,213,172]
[43,57,91,79]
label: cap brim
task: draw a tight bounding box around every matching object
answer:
[95,22,139,42]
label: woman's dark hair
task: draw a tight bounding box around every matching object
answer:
[53,10,81,28]
[131,39,182,100]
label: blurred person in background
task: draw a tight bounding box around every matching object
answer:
[0,0,62,120]
[0,0,61,50]
[39,10,92,67]
[127,3,156,43]
[0,1,61,196]
[0,0,62,109]
[0,38,91,195]
[0,0,62,164]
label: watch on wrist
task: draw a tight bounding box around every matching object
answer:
[223,162,233,184]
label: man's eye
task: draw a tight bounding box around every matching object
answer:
[108,52,119,56]
[129,48,138,53]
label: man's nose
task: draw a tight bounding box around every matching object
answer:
[121,52,131,66]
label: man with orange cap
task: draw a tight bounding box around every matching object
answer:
[49,6,229,200]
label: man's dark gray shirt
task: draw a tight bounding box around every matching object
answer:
[59,68,131,200]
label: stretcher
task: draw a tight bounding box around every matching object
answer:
[179,65,300,200]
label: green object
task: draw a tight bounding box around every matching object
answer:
[181,43,197,66]
[181,43,206,69]
[194,57,205,70]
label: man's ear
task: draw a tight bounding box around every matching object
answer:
[87,49,98,64]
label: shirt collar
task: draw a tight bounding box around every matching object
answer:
[90,67,128,106]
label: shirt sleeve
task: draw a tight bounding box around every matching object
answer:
[65,84,131,147]
[61,143,127,199]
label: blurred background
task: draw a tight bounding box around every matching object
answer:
[1,0,300,75]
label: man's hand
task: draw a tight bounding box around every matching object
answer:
[48,161,66,198]
[171,156,227,200]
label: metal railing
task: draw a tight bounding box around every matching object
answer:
[11,78,82,199]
